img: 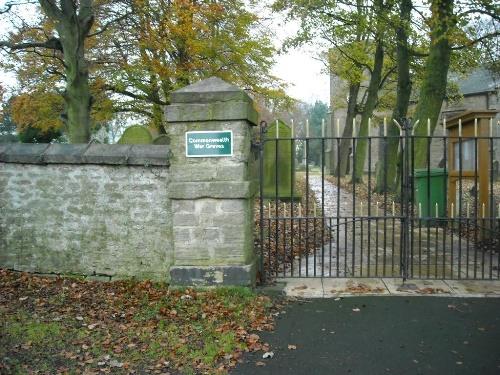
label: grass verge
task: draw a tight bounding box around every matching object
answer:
[0,269,275,374]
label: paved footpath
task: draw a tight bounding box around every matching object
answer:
[232,297,500,375]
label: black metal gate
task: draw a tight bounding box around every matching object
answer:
[257,116,500,282]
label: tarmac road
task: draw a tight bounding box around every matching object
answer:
[233,296,500,375]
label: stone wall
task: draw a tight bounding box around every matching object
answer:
[0,77,259,286]
[0,143,172,281]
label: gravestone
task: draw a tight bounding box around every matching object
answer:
[263,120,297,199]
[152,134,171,145]
[118,125,153,144]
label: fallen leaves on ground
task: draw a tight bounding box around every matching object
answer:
[254,174,331,282]
[0,269,278,374]
[344,282,385,294]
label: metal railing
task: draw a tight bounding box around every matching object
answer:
[257,117,500,282]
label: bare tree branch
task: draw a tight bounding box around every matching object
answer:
[450,31,500,51]
[0,37,63,52]
[88,11,133,38]
[105,85,167,106]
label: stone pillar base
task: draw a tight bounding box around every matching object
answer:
[169,263,255,287]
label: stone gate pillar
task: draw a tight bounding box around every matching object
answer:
[165,77,258,286]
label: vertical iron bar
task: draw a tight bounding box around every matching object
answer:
[376,205,380,276]
[383,133,388,277]
[418,215,422,278]
[450,206,454,280]
[298,217,302,277]
[290,135,295,277]
[474,135,478,279]
[392,214,395,276]
[337,138,341,277]
[283,214,287,278]
[435,220,439,279]
[361,215,364,277]
[368,138,372,277]
[406,132,414,277]
[402,119,411,280]
[305,138,309,277]
[458,132,463,279]
[482,213,486,279]
[259,122,266,282]
[426,134,431,279]
[314,215,317,277]
[321,136,325,277]
[410,132,416,278]
[466,215,470,279]
[400,133,405,278]
[443,131,448,279]
[329,217,332,277]
[275,133,279,278]
[489,135,494,279]
[400,132,405,279]
[268,217,271,279]
[344,217,348,277]
[352,133,356,276]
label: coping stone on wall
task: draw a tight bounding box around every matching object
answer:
[127,144,171,166]
[0,143,13,158]
[0,143,50,163]
[83,144,131,164]
[0,143,171,166]
[43,144,89,164]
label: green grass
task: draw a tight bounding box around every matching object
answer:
[6,319,62,344]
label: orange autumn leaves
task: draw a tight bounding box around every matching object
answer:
[10,80,113,135]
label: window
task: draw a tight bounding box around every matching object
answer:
[453,139,476,170]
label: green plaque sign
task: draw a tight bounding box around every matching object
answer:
[185,130,233,157]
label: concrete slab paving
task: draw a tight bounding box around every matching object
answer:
[274,277,500,298]
[323,278,389,297]
[382,278,453,295]
[444,280,500,297]
[281,278,323,298]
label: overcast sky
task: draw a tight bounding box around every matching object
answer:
[267,6,330,105]
[272,47,330,104]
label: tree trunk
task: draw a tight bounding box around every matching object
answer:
[39,0,94,143]
[335,82,360,177]
[62,34,92,143]
[412,0,454,168]
[352,40,384,183]
[374,0,412,193]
